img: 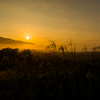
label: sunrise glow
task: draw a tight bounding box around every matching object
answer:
[26,36,29,40]
[0,0,100,51]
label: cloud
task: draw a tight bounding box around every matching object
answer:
[0,37,34,45]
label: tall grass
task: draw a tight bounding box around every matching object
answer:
[0,47,100,100]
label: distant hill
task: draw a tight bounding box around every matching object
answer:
[0,37,34,45]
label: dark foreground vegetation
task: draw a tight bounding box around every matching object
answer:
[0,47,100,100]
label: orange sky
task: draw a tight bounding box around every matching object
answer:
[0,0,100,51]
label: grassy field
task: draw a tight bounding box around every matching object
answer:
[0,47,100,100]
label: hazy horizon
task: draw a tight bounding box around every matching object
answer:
[0,35,100,52]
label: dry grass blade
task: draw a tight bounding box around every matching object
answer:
[82,45,87,52]
[46,40,56,51]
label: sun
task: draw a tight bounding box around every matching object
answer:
[26,36,29,40]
